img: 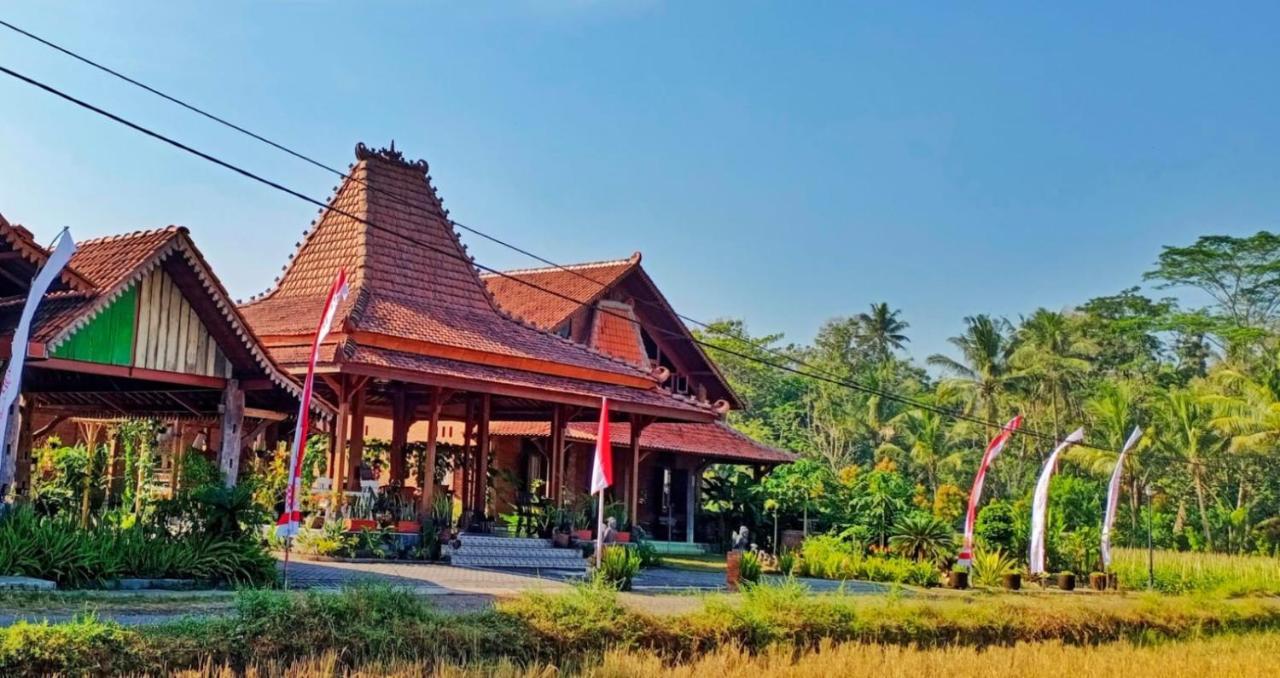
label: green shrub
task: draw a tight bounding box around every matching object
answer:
[597,545,641,590]
[739,550,763,583]
[970,547,1020,587]
[0,506,276,588]
[796,534,939,586]
[0,615,144,675]
[635,540,663,568]
[779,550,799,576]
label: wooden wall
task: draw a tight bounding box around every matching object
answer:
[53,267,232,378]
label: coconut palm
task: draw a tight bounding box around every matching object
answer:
[1155,388,1224,549]
[856,302,910,360]
[880,407,967,497]
[927,315,1020,431]
[1011,309,1096,438]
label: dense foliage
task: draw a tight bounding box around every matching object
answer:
[699,231,1280,573]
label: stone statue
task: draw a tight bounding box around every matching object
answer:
[731,525,750,552]
[602,516,618,545]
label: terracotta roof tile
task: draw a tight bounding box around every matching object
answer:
[489,420,793,464]
[590,300,649,368]
[239,144,715,420]
[480,255,638,330]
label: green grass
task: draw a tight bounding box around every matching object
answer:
[8,581,1280,675]
[660,553,727,572]
[1111,547,1280,596]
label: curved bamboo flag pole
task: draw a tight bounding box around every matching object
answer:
[1101,426,1143,569]
[276,269,349,587]
[1028,427,1086,576]
[0,229,75,495]
[957,415,1022,567]
[590,397,613,567]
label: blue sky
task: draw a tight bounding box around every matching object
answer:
[1,2,1277,363]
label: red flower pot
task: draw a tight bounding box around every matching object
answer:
[395,521,421,534]
[345,519,377,532]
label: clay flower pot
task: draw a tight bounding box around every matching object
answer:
[574,529,594,541]
[345,518,377,532]
[552,532,571,548]
[1002,573,1022,591]
[1089,572,1108,591]
[395,520,421,534]
[614,531,631,544]
[1056,573,1077,591]
[948,570,969,590]
[726,550,743,592]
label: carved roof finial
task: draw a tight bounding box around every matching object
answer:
[354,141,428,173]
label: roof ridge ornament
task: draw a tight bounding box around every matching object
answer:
[354,140,429,173]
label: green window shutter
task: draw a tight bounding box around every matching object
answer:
[51,285,138,366]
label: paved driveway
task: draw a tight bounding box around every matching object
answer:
[281,558,888,595]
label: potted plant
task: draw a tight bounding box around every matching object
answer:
[948,564,969,590]
[551,508,573,548]
[1089,571,1108,591]
[1002,572,1022,591]
[343,492,377,532]
[1056,571,1077,591]
[395,505,421,534]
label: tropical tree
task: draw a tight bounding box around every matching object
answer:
[889,512,954,564]
[880,407,967,497]
[1011,308,1095,438]
[928,315,1020,431]
[1154,388,1224,549]
[856,302,910,360]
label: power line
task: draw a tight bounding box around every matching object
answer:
[0,21,1053,440]
[0,61,1245,476]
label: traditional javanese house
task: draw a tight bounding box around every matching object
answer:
[0,216,314,496]
[239,143,721,527]
[482,255,793,544]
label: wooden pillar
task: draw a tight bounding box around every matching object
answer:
[419,386,443,513]
[687,465,700,544]
[330,376,349,490]
[549,405,564,504]
[474,394,491,520]
[218,379,245,486]
[460,398,476,517]
[346,386,366,491]
[14,397,33,496]
[389,385,408,484]
[628,416,642,528]
[0,397,21,495]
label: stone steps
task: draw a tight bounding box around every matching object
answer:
[451,534,587,572]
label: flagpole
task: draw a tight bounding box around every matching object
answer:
[282,536,292,590]
[595,488,605,568]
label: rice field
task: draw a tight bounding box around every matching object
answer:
[1110,547,1280,596]
[184,632,1280,677]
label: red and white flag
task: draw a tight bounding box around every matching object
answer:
[957,415,1022,566]
[590,397,613,567]
[1028,427,1085,575]
[590,397,613,495]
[276,269,349,538]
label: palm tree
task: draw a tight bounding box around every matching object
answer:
[928,315,1020,431]
[1155,388,1223,549]
[880,408,966,497]
[1011,309,1095,438]
[889,512,954,564]
[856,302,910,360]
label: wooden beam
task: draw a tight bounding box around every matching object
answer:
[32,414,68,440]
[627,415,654,531]
[419,386,443,513]
[218,379,245,486]
[33,358,227,389]
[389,385,408,484]
[330,376,349,490]
[475,393,491,521]
[345,385,366,491]
[243,407,288,422]
[550,405,565,504]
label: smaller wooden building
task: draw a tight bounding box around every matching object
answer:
[0,216,316,495]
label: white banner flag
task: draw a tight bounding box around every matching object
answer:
[1028,427,1085,576]
[1101,426,1143,569]
[0,229,76,493]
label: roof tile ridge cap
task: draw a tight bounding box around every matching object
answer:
[241,162,363,307]
[171,234,323,410]
[74,225,182,247]
[482,252,641,279]
[46,235,183,351]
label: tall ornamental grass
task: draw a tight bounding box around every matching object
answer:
[1111,547,1280,596]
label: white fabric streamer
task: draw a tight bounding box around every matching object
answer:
[1101,426,1143,569]
[1028,427,1085,575]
